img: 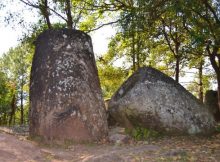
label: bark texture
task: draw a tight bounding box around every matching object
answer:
[205,90,220,122]
[29,29,108,142]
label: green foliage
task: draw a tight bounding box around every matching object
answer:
[215,125,220,133]
[0,70,14,125]
[24,22,66,44]
[97,59,128,98]
[187,73,213,98]
[0,42,33,125]
[104,0,219,97]
[79,15,97,31]
[126,127,160,141]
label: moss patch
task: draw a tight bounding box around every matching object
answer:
[125,127,161,141]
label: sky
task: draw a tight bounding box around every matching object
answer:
[0,27,19,56]
[0,24,115,57]
[0,0,115,57]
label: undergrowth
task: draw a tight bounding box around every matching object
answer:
[125,127,161,141]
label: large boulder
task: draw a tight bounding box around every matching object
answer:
[109,67,215,135]
[29,29,108,142]
[205,90,220,121]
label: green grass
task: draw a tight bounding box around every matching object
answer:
[125,127,161,141]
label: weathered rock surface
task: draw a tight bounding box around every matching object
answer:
[108,127,131,144]
[105,99,118,127]
[205,90,220,121]
[109,67,215,135]
[29,29,108,142]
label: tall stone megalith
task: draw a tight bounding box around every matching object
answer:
[29,29,108,142]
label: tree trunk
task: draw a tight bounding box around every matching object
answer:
[174,21,180,83]
[136,36,140,69]
[198,61,203,102]
[13,114,15,125]
[207,44,220,111]
[136,52,140,69]
[40,0,52,29]
[218,82,220,112]
[3,113,7,125]
[20,75,24,125]
[217,55,220,112]
[9,94,16,126]
[65,0,73,29]
[175,56,180,83]
[45,14,52,29]
[20,92,24,125]
[132,31,136,72]
[43,0,52,29]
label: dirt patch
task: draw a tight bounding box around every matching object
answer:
[0,127,220,161]
[0,150,17,161]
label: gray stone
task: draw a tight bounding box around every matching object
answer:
[29,29,108,142]
[205,90,220,121]
[108,127,130,144]
[109,133,130,144]
[109,67,216,135]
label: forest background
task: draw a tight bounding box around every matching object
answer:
[0,0,219,126]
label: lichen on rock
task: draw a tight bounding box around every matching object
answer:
[29,29,108,142]
[109,67,216,135]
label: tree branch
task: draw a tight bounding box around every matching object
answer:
[201,0,220,24]
[161,19,175,55]
[48,7,67,22]
[86,19,121,33]
[191,8,216,40]
[19,0,67,22]
[19,0,39,8]
[206,41,220,75]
